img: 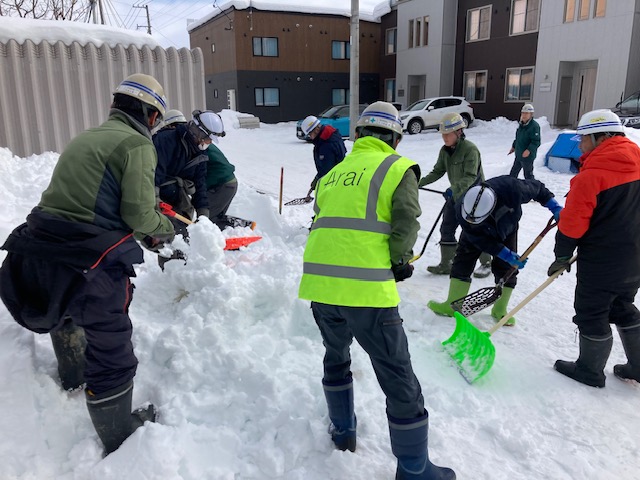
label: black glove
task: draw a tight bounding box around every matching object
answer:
[392,263,414,282]
[547,256,572,276]
[442,188,453,200]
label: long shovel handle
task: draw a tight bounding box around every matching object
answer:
[410,201,447,263]
[488,255,577,335]
[419,187,445,195]
[498,216,557,286]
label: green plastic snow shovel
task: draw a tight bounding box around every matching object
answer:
[442,255,577,384]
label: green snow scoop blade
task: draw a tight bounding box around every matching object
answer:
[442,311,495,384]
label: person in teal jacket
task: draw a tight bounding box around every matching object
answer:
[509,103,541,180]
[419,112,491,278]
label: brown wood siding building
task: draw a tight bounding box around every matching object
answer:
[454,0,539,121]
[190,8,385,123]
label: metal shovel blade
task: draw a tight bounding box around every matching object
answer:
[450,284,504,317]
[442,311,496,384]
[284,196,313,206]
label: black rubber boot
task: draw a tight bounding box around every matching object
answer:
[388,410,456,480]
[86,380,157,455]
[50,319,86,391]
[614,324,640,382]
[323,378,357,452]
[554,333,613,388]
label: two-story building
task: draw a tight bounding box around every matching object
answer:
[188,4,391,123]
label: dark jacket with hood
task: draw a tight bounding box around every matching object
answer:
[154,123,209,210]
[312,125,347,185]
[456,175,554,256]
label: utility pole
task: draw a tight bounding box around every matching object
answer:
[349,0,360,141]
[134,4,152,35]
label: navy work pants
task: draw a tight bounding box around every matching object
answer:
[311,302,424,419]
[452,230,519,288]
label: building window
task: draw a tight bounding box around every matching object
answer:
[408,19,414,48]
[252,37,278,57]
[505,67,534,101]
[386,28,397,54]
[464,71,487,102]
[422,16,429,46]
[211,43,216,53]
[594,0,606,17]
[213,89,218,98]
[578,0,590,20]
[332,88,349,105]
[408,16,429,48]
[510,0,540,34]
[564,0,575,22]
[332,41,350,59]
[385,79,396,102]
[467,6,491,41]
[255,88,279,106]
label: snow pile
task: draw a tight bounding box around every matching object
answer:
[1,116,639,479]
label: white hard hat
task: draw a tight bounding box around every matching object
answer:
[521,103,535,113]
[114,73,167,117]
[301,115,321,136]
[356,101,403,136]
[439,112,466,134]
[191,110,225,143]
[163,109,187,127]
[572,109,624,140]
[461,185,497,225]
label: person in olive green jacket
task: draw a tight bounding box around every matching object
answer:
[0,74,175,456]
[508,103,541,180]
[418,112,491,278]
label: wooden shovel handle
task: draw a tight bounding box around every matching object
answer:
[488,255,577,335]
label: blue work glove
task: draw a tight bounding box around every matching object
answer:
[442,188,453,200]
[497,246,527,269]
[392,263,414,282]
[544,197,563,222]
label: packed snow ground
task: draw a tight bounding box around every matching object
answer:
[1,113,640,480]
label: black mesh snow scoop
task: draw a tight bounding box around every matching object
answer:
[450,217,557,317]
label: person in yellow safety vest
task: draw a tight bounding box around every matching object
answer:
[298,102,456,480]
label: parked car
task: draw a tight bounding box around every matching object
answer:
[296,104,368,140]
[612,90,640,129]
[399,96,474,135]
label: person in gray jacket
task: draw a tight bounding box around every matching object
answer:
[508,103,541,180]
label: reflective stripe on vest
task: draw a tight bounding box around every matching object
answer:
[299,146,417,308]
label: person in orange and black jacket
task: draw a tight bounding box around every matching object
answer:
[300,115,347,196]
[550,109,640,388]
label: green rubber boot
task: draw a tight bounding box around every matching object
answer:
[427,243,457,275]
[491,287,516,326]
[428,278,471,317]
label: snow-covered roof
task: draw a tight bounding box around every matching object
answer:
[0,16,159,48]
[188,0,393,33]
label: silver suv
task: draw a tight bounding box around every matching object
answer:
[400,96,475,135]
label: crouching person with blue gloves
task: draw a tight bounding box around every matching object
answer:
[428,175,561,325]
[299,102,455,479]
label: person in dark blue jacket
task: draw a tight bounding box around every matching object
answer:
[154,110,223,224]
[428,175,562,325]
[300,115,347,196]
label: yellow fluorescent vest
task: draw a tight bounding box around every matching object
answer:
[298,136,417,307]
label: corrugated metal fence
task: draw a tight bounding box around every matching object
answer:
[0,40,205,157]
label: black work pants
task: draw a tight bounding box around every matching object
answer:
[573,274,640,336]
[311,302,424,419]
[509,157,535,180]
[439,198,458,244]
[452,230,518,288]
[206,178,238,221]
